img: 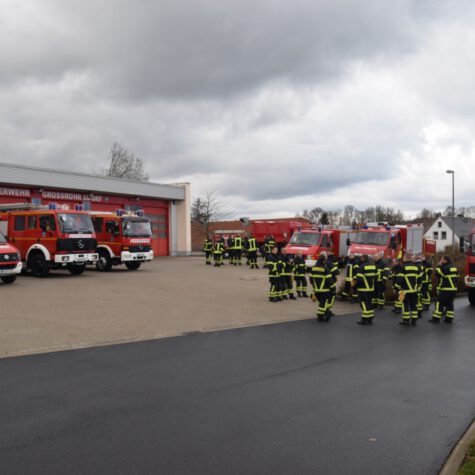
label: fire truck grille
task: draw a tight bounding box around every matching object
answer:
[469,263,475,274]
[0,263,17,270]
[0,253,19,262]
[128,245,151,253]
[57,238,97,253]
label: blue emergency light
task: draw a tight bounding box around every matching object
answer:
[74,204,84,211]
[48,203,57,210]
[116,209,125,216]
[135,209,144,217]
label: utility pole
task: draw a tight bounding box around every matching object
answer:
[446,169,455,252]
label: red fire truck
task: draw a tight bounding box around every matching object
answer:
[0,230,22,284]
[348,223,436,260]
[283,227,357,267]
[461,228,475,305]
[237,218,310,249]
[90,210,153,271]
[0,203,98,277]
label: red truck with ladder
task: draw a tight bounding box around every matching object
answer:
[282,227,357,267]
[90,210,153,271]
[0,203,98,276]
[0,230,22,284]
[348,223,436,260]
[461,228,475,306]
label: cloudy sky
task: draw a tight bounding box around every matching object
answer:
[1,0,474,218]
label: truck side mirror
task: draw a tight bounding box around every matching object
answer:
[390,241,397,250]
[459,237,465,253]
[346,238,351,246]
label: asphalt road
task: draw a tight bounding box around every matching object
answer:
[1,300,475,475]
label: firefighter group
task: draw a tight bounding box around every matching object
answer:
[203,235,460,326]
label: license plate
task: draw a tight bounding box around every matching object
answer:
[137,254,145,258]
[77,256,86,261]
[0,269,13,274]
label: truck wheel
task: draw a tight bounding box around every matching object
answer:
[1,275,16,284]
[469,288,475,306]
[67,263,86,275]
[125,262,141,271]
[96,250,112,272]
[29,253,49,277]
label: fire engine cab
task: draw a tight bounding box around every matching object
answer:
[0,230,22,284]
[0,203,98,277]
[90,210,153,271]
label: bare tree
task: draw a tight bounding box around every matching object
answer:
[191,190,231,234]
[103,142,149,181]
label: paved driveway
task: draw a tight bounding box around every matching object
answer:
[0,256,354,358]
[1,299,474,474]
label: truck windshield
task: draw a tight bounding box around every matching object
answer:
[0,232,6,244]
[353,232,389,246]
[289,232,321,246]
[58,214,94,234]
[122,220,152,237]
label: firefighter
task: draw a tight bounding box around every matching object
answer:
[293,251,308,297]
[227,235,235,265]
[390,258,404,314]
[276,251,288,299]
[326,251,339,316]
[243,235,250,265]
[419,254,433,311]
[341,253,359,302]
[281,253,296,300]
[266,247,282,302]
[247,233,259,269]
[262,235,272,258]
[202,236,213,265]
[373,252,390,309]
[429,256,459,324]
[234,234,243,266]
[354,254,377,325]
[213,237,225,267]
[396,253,420,327]
[310,253,334,322]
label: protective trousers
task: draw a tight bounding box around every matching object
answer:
[432,290,456,321]
[358,292,374,320]
[342,280,358,300]
[402,292,418,321]
[420,282,431,308]
[373,281,386,307]
[316,291,331,319]
[269,277,282,301]
[205,251,212,264]
[294,276,308,295]
[248,251,258,269]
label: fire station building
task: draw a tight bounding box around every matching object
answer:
[0,162,191,256]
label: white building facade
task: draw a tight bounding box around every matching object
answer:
[424,216,474,252]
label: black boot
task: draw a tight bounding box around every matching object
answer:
[411,319,417,326]
[269,297,277,303]
[399,320,410,326]
[289,294,297,300]
[428,318,441,323]
[302,293,309,298]
[357,319,368,325]
[443,318,453,324]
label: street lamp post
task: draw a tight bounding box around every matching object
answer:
[446,169,455,252]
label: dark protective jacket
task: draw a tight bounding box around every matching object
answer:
[435,264,459,291]
[355,261,377,292]
[310,262,333,293]
[293,256,306,277]
[396,262,420,293]
[203,240,213,252]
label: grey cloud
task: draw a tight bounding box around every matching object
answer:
[2,0,424,100]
